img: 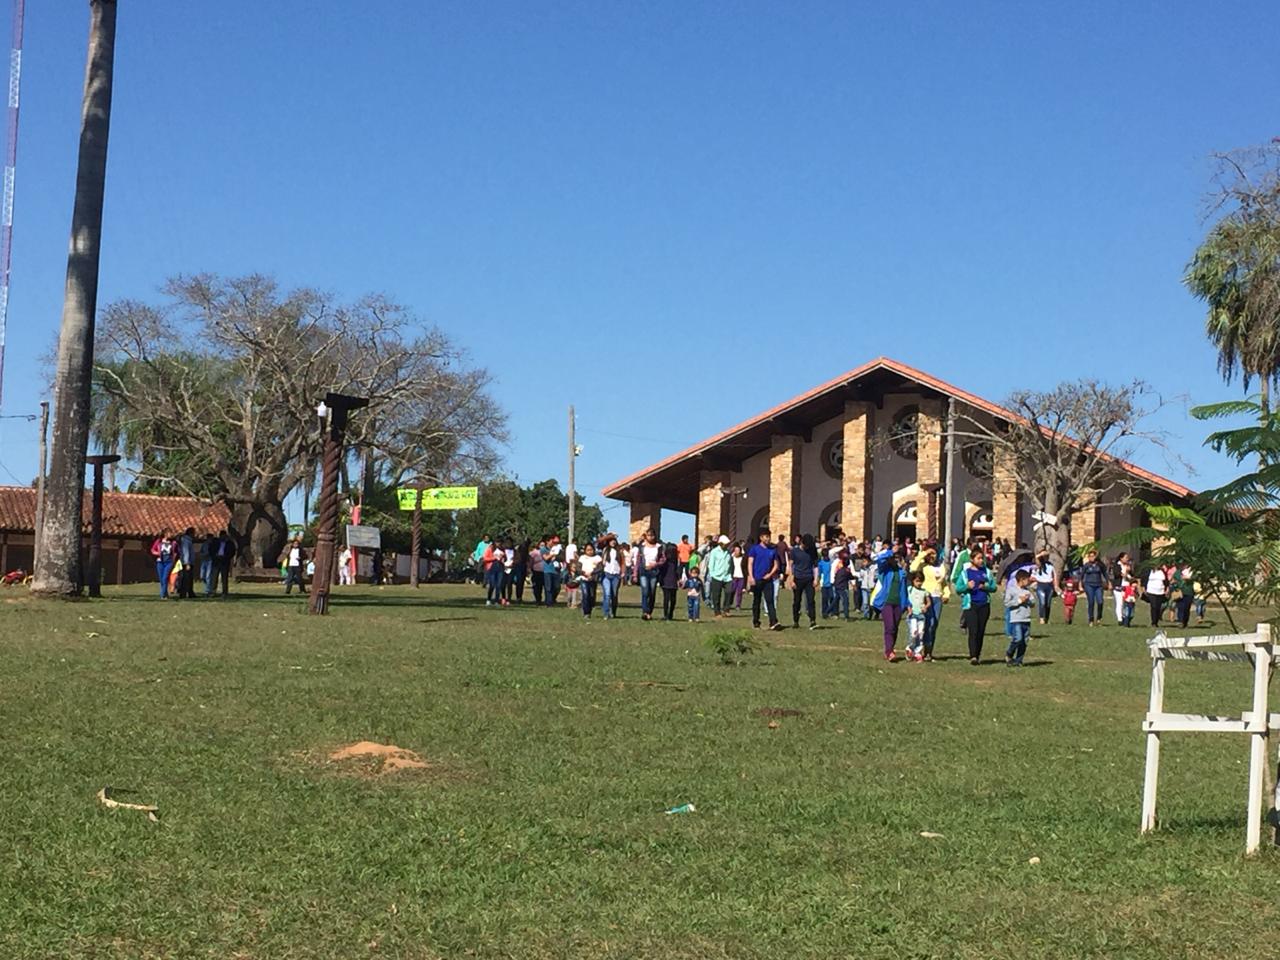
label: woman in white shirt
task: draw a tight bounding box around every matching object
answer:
[1031,553,1058,624]
[600,537,623,620]
[730,544,747,611]
[1145,565,1169,626]
[577,543,604,619]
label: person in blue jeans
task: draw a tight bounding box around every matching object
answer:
[685,572,703,621]
[1004,570,1035,665]
[150,530,177,599]
[1078,549,1111,626]
[600,538,623,620]
[636,530,663,621]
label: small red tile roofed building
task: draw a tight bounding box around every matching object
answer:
[0,486,230,583]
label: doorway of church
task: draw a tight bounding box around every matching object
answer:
[892,502,918,543]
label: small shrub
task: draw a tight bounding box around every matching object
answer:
[706,630,763,666]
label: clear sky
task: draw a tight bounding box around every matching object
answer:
[0,1,1274,537]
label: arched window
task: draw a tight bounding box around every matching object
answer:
[818,500,841,535]
[749,506,770,539]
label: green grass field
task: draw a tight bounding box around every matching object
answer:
[2,582,1278,959]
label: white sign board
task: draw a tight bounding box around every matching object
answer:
[346,524,381,549]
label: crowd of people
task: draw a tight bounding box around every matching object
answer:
[470,529,1207,666]
[148,528,238,598]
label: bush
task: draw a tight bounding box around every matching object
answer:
[706,630,764,666]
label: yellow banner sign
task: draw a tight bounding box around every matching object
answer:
[397,486,479,511]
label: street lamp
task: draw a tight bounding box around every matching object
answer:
[309,392,368,615]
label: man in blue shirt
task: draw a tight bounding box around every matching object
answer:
[748,529,782,630]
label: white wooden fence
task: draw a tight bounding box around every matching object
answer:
[1141,624,1274,855]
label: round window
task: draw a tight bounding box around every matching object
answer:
[888,406,919,460]
[820,433,843,479]
[961,439,993,478]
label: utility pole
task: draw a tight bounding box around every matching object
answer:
[33,398,47,569]
[944,397,957,546]
[567,405,577,547]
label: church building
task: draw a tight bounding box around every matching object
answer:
[602,357,1191,548]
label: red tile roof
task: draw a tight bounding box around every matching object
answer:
[0,486,231,538]
[601,356,1194,502]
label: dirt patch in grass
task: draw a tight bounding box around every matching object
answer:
[328,741,429,775]
[754,707,804,718]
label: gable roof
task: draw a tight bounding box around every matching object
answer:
[0,486,231,539]
[601,356,1194,510]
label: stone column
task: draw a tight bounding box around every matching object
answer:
[991,445,1022,545]
[696,470,730,543]
[841,401,873,540]
[916,400,944,541]
[769,435,803,539]
[629,501,661,542]
[1071,498,1099,546]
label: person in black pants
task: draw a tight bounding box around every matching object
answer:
[212,530,236,597]
[959,551,996,664]
[659,542,682,621]
[790,533,819,630]
[748,529,782,630]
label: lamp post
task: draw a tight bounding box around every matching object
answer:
[310,392,368,615]
[84,453,121,597]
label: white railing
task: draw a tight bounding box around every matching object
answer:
[1141,624,1274,854]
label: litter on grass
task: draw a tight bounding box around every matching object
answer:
[665,803,696,815]
[919,831,945,839]
[97,786,159,823]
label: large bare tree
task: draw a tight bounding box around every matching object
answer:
[949,379,1173,570]
[32,0,117,597]
[91,274,505,568]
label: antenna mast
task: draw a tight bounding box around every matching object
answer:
[0,0,25,410]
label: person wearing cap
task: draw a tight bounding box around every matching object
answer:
[705,534,733,617]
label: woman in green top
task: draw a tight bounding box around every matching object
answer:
[1171,565,1195,628]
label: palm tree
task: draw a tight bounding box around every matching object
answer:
[1184,145,1280,415]
[31,0,118,597]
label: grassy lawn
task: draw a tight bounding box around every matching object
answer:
[2,582,1278,959]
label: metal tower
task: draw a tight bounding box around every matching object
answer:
[0,0,24,411]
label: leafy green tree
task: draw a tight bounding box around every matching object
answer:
[1185,144,1280,415]
[1100,396,1280,630]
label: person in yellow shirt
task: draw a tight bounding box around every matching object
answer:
[910,544,950,661]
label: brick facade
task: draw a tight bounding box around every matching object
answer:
[841,401,873,540]
[629,501,661,542]
[1071,499,1098,546]
[768,435,804,539]
[696,470,730,543]
[992,445,1022,545]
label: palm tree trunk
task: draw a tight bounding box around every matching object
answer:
[31,0,117,597]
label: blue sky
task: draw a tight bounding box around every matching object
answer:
[0,1,1274,536]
